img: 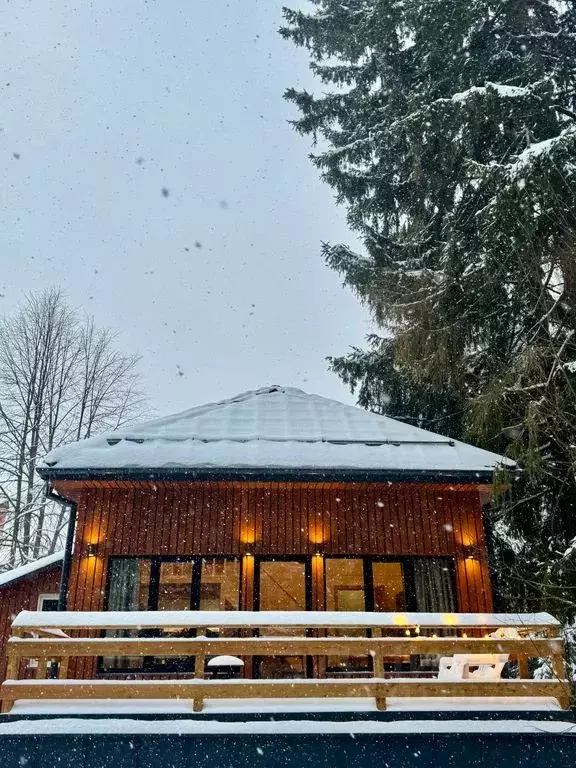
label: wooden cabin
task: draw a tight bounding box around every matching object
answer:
[23,385,511,679]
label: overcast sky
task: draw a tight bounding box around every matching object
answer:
[1,1,371,417]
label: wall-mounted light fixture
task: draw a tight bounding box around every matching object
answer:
[242,543,253,557]
[463,545,478,560]
[86,543,97,558]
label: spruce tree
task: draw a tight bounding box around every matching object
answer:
[282,0,576,617]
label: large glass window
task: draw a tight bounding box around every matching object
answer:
[154,561,195,670]
[200,558,240,611]
[372,562,405,612]
[102,556,241,673]
[325,558,367,672]
[157,561,194,611]
[103,559,151,671]
[413,558,456,613]
[325,559,365,612]
[107,558,151,612]
[257,559,309,679]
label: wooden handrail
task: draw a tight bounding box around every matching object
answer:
[5,635,566,659]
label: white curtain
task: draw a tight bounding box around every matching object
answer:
[413,558,456,612]
[104,559,142,670]
[107,559,140,611]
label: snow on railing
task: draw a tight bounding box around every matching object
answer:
[11,610,561,631]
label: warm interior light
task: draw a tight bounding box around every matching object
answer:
[393,614,408,626]
[442,613,459,626]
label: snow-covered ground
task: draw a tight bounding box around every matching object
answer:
[0,716,573,736]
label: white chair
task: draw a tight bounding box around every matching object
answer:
[437,626,519,680]
[438,653,508,680]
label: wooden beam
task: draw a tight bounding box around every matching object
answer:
[1,678,567,705]
[6,636,565,659]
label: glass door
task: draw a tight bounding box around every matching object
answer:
[325,558,368,672]
[152,560,196,671]
[256,557,311,678]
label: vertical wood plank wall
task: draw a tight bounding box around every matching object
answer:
[59,480,493,620]
[0,566,62,683]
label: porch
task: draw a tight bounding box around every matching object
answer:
[0,609,570,714]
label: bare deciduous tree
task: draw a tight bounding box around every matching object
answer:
[0,289,146,569]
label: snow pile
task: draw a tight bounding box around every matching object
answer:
[451,83,529,103]
[0,717,573,735]
[508,128,576,178]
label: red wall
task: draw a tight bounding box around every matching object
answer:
[0,565,62,682]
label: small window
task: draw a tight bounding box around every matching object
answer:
[37,594,59,612]
[31,594,60,665]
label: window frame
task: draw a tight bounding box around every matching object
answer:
[37,593,60,612]
[323,555,458,613]
[253,555,313,612]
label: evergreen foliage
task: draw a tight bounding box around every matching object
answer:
[282,0,576,617]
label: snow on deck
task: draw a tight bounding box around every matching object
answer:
[0,551,64,589]
[0,715,573,736]
[40,386,512,474]
[12,609,560,630]
[6,696,563,716]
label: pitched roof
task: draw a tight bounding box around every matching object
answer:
[38,385,513,481]
[0,551,64,589]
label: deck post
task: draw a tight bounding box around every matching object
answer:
[372,628,386,710]
[0,650,20,713]
[193,632,205,712]
[517,655,529,679]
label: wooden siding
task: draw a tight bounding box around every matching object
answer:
[57,480,493,619]
[0,565,61,683]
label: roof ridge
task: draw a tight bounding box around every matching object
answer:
[123,385,307,433]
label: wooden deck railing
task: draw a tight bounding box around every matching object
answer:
[0,610,570,712]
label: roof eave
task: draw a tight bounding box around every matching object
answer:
[37,465,508,485]
[0,555,64,590]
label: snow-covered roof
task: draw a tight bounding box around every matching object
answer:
[39,386,513,480]
[0,551,63,589]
